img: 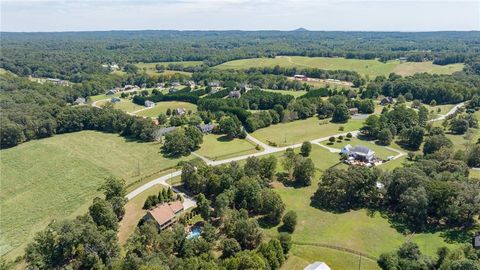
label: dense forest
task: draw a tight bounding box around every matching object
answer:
[2,31,480,81]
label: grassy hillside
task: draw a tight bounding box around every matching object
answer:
[215,56,464,77]
[0,131,192,259]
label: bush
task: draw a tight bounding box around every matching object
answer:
[328,137,335,143]
[281,211,297,233]
[300,141,312,157]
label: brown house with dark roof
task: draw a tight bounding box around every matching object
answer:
[144,201,184,230]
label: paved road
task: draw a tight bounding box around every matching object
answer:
[125,102,464,205]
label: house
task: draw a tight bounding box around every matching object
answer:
[294,74,308,81]
[73,97,86,105]
[47,78,70,86]
[348,108,359,115]
[197,123,216,134]
[145,100,155,108]
[208,81,221,88]
[110,97,121,104]
[304,261,331,270]
[188,81,196,88]
[229,90,241,99]
[106,89,116,95]
[124,85,135,90]
[169,88,178,94]
[156,82,165,89]
[141,83,147,89]
[171,81,181,87]
[380,96,394,106]
[474,233,480,249]
[153,126,177,140]
[144,201,184,230]
[174,108,187,115]
[239,83,252,92]
[341,144,375,162]
[399,57,408,62]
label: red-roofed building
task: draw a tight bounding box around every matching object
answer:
[145,201,184,230]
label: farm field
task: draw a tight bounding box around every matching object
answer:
[215,56,464,77]
[251,117,364,147]
[0,131,192,259]
[321,137,399,160]
[265,145,461,263]
[136,101,198,117]
[135,61,203,76]
[263,89,307,98]
[195,134,261,161]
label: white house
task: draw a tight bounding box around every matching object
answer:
[145,100,155,108]
[341,144,375,162]
[73,97,86,105]
[304,261,331,270]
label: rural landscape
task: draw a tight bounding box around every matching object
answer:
[1,2,480,270]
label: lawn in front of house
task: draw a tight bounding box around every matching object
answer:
[251,117,364,147]
[135,61,202,76]
[0,131,192,259]
[321,137,399,160]
[136,101,198,118]
[195,134,262,161]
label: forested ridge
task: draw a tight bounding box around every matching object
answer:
[2,31,480,81]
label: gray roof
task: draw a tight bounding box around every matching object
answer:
[304,262,330,270]
[351,145,373,155]
[197,123,215,133]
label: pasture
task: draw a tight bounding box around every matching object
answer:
[135,61,203,76]
[215,56,463,78]
[0,131,192,259]
[251,117,364,147]
[195,134,261,161]
[263,89,307,98]
[136,101,198,118]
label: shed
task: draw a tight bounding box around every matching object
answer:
[145,100,155,108]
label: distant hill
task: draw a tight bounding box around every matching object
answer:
[292,27,309,32]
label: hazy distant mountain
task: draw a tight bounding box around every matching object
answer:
[292,27,309,32]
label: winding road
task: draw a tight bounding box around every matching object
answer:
[122,101,465,210]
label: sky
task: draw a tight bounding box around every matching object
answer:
[1,0,479,32]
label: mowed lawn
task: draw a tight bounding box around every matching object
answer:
[215,56,463,77]
[251,117,364,147]
[136,101,198,118]
[0,131,192,259]
[195,134,262,160]
[264,145,461,265]
[263,89,307,98]
[95,98,145,113]
[321,138,398,160]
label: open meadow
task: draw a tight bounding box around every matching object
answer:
[263,89,307,98]
[251,117,364,146]
[195,134,262,160]
[215,56,464,78]
[0,131,193,259]
[136,101,198,118]
[135,61,203,76]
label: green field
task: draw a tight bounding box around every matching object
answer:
[215,56,464,78]
[135,61,203,76]
[263,89,307,98]
[251,117,364,147]
[321,138,398,160]
[195,134,261,161]
[0,131,192,259]
[136,101,198,118]
[264,146,460,266]
[95,99,145,113]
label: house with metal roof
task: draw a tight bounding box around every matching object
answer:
[341,144,375,162]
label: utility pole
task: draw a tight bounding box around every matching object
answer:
[358,254,362,270]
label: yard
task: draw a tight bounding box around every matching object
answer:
[263,146,461,266]
[0,131,192,259]
[320,137,399,160]
[215,56,463,78]
[136,101,198,118]
[251,117,364,147]
[94,98,145,113]
[195,134,262,161]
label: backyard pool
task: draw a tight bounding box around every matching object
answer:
[187,226,202,239]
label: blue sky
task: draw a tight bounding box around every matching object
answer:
[1,0,479,32]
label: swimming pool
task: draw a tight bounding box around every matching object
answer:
[186,226,202,239]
